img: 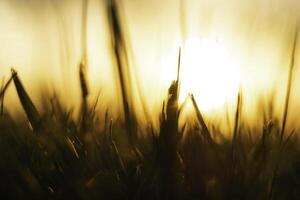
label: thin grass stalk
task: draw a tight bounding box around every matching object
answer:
[230,88,242,177]
[233,89,242,148]
[269,25,299,200]
[11,69,41,131]
[279,26,298,144]
[107,0,136,144]
[189,93,213,144]
[79,63,89,99]
[118,18,151,126]
[78,0,90,135]
[159,83,179,199]
[79,62,89,133]
[157,50,181,199]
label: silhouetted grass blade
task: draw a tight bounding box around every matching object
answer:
[107,0,134,128]
[106,0,141,162]
[269,25,299,200]
[79,61,89,99]
[280,25,299,144]
[158,79,181,199]
[78,61,90,135]
[189,93,213,144]
[11,68,41,131]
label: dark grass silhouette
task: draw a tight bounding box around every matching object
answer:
[0,1,300,199]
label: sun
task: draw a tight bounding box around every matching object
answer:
[179,38,240,110]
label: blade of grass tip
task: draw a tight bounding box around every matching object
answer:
[189,93,213,144]
[280,25,298,144]
[11,68,41,131]
[166,50,181,115]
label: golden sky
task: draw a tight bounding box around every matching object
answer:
[0,0,300,127]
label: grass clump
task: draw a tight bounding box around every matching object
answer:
[1,1,300,200]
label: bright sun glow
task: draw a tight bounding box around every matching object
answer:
[179,38,240,110]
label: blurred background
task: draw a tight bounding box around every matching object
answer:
[0,0,300,128]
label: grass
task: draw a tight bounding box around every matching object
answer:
[1,0,300,199]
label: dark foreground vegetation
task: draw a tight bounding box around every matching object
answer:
[1,69,300,200]
[1,0,300,199]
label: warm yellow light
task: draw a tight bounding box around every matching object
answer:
[179,38,240,110]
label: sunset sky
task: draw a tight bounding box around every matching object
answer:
[0,0,300,126]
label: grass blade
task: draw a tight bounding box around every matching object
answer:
[189,93,213,144]
[157,49,182,197]
[280,25,298,144]
[11,68,41,131]
[106,0,141,159]
[269,25,299,200]
[78,61,90,135]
